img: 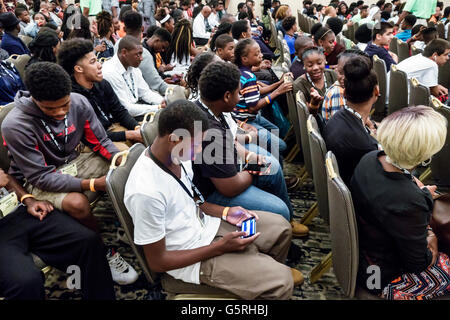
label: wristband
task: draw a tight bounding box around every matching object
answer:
[246,133,252,144]
[90,178,96,192]
[222,207,230,221]
[20,194,35,203]
[246,152,255,163]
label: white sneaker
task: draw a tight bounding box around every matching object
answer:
[107,249,138,285]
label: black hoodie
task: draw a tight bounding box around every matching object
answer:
[2,91,119,193]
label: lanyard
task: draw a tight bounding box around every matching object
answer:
[122,72,136,99]
[344,105,372,134]
[306,72,328,93]
[40,116,68,156]
[386,156,414,181]
[90,94,112,122]
[196,100,230,129]
[148,149,205,207]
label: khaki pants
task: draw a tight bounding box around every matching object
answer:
[25,152,110,209]
[108,123,133,152]
[200,211,293,300]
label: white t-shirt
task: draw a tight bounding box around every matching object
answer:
[124,149,221,284]
[397,54,438,89]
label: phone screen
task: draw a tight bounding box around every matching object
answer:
[241,217,256,238]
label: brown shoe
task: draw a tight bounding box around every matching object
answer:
[285,176,300,191]
[291,268,304,286]
[291,220,309,237]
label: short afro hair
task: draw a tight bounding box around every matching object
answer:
[123,10,143,33]
[25,62,72,101]
[158,99,209,137]
[215,34,234,50]
[326,17,343,35]
[231,19,249,39]
[152,27,172,43]
[281,16,296,32]
[57,38,94,75]
[199,61,241,102]
[403,14,417,27]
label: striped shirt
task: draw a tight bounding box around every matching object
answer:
[233,66,259,121]
[322,81,346,123]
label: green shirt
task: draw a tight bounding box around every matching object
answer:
[403,0,437,19]
[80,0,102,16]
[352,13,361,23]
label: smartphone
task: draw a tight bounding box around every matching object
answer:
[244,162,270,172]
[241,217,256,238]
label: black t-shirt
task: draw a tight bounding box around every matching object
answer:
[323,108,378,186]
[350,150,433,293]
[192,101,239,198]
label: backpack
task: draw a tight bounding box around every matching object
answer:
[0,60,24,106]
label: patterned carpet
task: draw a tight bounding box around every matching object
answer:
[43,162,349,300]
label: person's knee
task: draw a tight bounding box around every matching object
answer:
[276,267,294,300]
[0,264,45,299]
[267,200,290,221]
[62,193,91,219]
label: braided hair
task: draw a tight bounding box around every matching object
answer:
[96,11,113,39]
[186,52,217,98]
[166,19,192,64]
[234,38,255,66]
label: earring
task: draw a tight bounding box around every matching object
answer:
[422,158,432,166]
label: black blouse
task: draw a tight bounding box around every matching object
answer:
[350,150,433,294]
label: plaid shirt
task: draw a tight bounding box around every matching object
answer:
[322,81,346,123]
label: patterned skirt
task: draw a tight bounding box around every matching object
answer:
[382,253,450,300]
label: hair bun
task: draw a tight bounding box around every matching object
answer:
[343,56,370,82]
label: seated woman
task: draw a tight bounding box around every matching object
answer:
[93,11,115,60]
[351,105,450,300]
[314,26,344,68]
[322,56,379,186]
[26,29,60,68]
[155,7,175,34]
[165,19,206,76]
[293,47,337,114]
[24,12,48,38]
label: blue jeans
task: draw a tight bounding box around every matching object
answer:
[206,145,293,221]
[248,113,287,156]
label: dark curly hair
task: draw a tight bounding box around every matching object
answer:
[57,38,94,75]
[96,11,113,38]
[210,22,232,51]
[158,100,209,137]
[343,56,378,104]
[186,52,217,98]
[281,16,296,32]
[199,61,241,102]
[234,38,255,66]
[24,62,72,101]
[67,14,92,40]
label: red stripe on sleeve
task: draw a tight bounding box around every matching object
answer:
[83,120,112,160]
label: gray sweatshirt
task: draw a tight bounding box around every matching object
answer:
[2,91,119,192]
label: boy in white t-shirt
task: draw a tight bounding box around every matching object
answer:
[124,100,300,300]
[397,39,450,99]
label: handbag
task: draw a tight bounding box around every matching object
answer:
[430,193,450,257]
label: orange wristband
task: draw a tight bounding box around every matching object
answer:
[222,207,230,221]
[20,194,35,203]
[89,178,96,192]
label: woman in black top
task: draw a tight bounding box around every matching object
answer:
[323,55,379,186]
[351,106,450,300]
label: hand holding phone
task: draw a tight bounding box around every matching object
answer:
[240,217,256,238]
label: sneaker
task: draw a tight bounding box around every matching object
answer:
[291,220,309,237]
[107,248,138,285]
[291,268,305,286]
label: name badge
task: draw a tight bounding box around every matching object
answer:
[59,163,78,177]
[0,191,19,218]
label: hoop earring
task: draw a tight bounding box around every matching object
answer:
[422,157,432,166]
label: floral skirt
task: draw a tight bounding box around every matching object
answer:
[382,253,450,300]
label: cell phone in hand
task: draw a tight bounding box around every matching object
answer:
[243,162,270,172]
[241,217,256,238]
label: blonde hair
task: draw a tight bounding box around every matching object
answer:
[377,106,447,170]
[275,5,290,20]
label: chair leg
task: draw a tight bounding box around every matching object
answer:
[285,144,300,163]
[309,252,333,284]
[419,167,431,183]
[300,201,318,225]
[283,126,294,142]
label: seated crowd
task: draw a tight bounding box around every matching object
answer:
[0,0,449,301]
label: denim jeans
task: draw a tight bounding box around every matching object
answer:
[248,113,287,157]
[206,145,293,221]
